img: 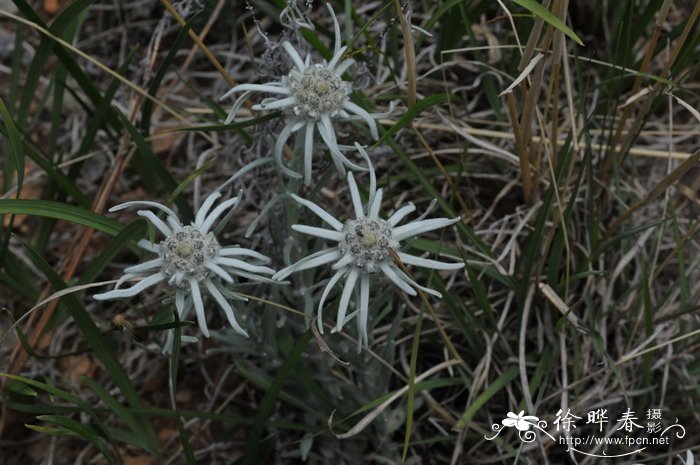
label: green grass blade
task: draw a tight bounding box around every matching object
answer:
[457,366,518,429]
[240,329,312,465]
[0,126,89,206]
[384,138,496,261]
[83,376,159,456]
[16,0,97,128]
[170,309,197,465]
[140,10,203,134]
[371,93,451,150]
[0,373,84,406]
[17,238,146,414]
[509,0,584,46]
[0,199,122,235]
[172,111,282,132]
[402,305,424,461]
[0,97,24,194]
[114,108,194,222]
[36,415,117,465]
[78,220,147,285]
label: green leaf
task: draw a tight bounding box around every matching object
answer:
[0,199,122,235]
[384,138,497,262]
[372,93,451,150]
[167,156,216,207]
[170,308,197,465]
[141,10,203,134]
[5,380,37,397]
[172,111,282,132]
[0,97,26,267]
[114,108,193,222]
[0,125,89,206]
[78,220,147,285]
[17,239,146,415]
[72,47,139,168]
[0,97,24,194]
[509,0,584,46]
[0,373,84,406]
[402,305,423,460]
[16,0,97,127]
[457,366,518,429]
[36,415,117,465]
[240,330,312,465]
[83,376,159,455]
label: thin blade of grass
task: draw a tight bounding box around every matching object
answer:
[372,93,451,149]
[240,329,312,465]
[0,199,122,235]
[36,415,117,465]
[17,238,146,415]
[169,309,197,465]
[82,376,158,455]
[114,108,194,222]
[509,0,584,46]
[456,366,518,430]
[402,304,423,461]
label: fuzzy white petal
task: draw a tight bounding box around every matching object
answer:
[205,262,235,283]
[335,268,358,332]
[124,258,163,275]
[94,272,164,300]
[392,217,460,241]
[274,120,305,179]
[282,41,306,71]
[195,191,222,227]
[215,257,276,275]
[221,83,289,100]
[396,251,465,271]
[368,188,383,220]
[253,96,297,111]
[387,203,416,226]
[200,196,240,233]
[291,224,344,242]
[190,279,209,338]
[393,267,443,298]
[331,253,353,270]
[137,239,159,253]
[218,247,271,262]
[316,268,347,334]
[347,172,365,218]
[290,194,343,231]
[327,2,342,56]
[273,248,339,280]
[379,263,417,296]
[334,58,355,76]
[328,45,348,70]
[357,274,370,350]
[303,121,315,185]
[342,101,379,139]
[137,210,172,237]
[204,280,249,337]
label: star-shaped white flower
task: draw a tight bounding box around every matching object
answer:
[272,150,464,349]
[94,191,276,352]
[220,3,383,185]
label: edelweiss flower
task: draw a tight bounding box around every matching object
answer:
[94,191,275,352]
[220,3,382,185]
[273,151,464,349]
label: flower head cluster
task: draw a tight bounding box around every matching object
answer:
[273,151,464,350]
[95,5,464,355]
[221,3,382,185]
[94,191,275,352]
